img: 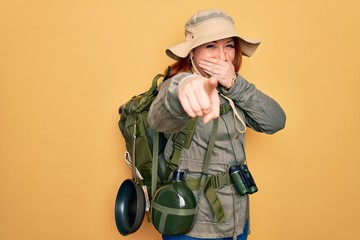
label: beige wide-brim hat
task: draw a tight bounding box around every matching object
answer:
[166,9,261,61]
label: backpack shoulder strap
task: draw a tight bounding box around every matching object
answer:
[199,117,218,190]
[137,73,164,112]
[151,131,159,198]
[165,117,198,177]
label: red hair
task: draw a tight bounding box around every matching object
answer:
[165,38,242,78]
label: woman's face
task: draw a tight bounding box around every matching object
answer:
[191,37,236,76]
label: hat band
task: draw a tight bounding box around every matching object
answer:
[185,18,239,43]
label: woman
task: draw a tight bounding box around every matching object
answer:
[148,9,286,240]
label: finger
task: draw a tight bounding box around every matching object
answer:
[202,113,214,124]
[200,58,224,70]
[203,77,218,95]
[178,90,196,117]
[195,77,217,111]
[201,77,220,122]
[202,92,220,124]
[202,68,218,79]
[193,88,211,115]
[209,87,220,117]
[198,61,214,75]
[225,52,232,63]
[203,57,223,65]
[184,89,206,117]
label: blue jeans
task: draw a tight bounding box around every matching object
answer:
[162,220,249,240]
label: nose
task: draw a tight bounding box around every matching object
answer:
[216,48,226,60]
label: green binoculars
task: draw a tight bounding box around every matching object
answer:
[229,164,258,195]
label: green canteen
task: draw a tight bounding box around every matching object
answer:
[151,170,196,235]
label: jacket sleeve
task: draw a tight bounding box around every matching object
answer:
[221,75,286,134]
[147,72,194,134]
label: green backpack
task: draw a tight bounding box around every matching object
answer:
[117,71,237,233]
[118,71,197,200]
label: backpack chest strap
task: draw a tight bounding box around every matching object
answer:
[220,101,231,115]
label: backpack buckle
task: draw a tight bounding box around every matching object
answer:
[173,132,187,150]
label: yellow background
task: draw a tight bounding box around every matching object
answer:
[1,0,359,239]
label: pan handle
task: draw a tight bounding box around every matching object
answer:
[131,122,137,180]
[124,152,143,180]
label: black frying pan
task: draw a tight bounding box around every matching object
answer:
[115,124,146,235]
[115,178,145,235]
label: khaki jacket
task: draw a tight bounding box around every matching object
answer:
[148,72,286,238]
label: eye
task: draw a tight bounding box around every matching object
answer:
[226,43,235,48]
[206,44,216,49]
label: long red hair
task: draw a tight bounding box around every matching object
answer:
[165,38,243,78]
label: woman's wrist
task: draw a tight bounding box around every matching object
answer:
[226,75,237,90]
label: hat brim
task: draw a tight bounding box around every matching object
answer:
[238,37,261,57]
[166,41,194,61]
[166,36,261,61]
